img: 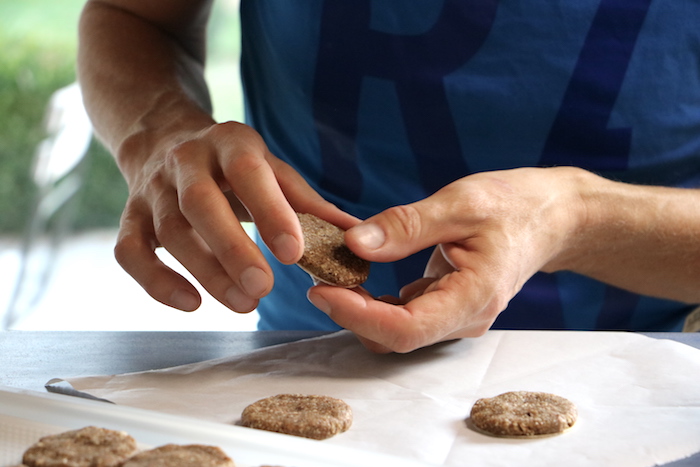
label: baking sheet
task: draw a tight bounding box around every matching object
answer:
[46,330,700,467]
[0,387,430,467]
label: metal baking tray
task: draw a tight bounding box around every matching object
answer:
[0,386,431,467]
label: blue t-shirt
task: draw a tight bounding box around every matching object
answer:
[239,0,700,332]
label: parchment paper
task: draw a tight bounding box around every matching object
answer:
[49,331,700,466]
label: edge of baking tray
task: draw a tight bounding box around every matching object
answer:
[0,386,434,467]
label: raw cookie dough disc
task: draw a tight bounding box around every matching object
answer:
[469,391,577,437]
[121,444,234,467]
[241,394,353,440]
[296,213,370,287]
[22,426,137,467]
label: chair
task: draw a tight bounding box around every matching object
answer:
[3,82,93,329]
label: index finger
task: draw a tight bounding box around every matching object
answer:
[223,150,303,265]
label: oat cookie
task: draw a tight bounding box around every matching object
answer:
[121,444,234,467]
[22,426,137,467]
[241,394,353,440]
[296,213,370,287]
[469,391,577,437]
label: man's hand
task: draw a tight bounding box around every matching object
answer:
[78,0,356,314]
[308,167,579,352]
[307,167,700,353]
[115,120,360,313]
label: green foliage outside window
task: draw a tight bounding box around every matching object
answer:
[0,0,240,235]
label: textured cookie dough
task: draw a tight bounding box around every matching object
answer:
[120,444,234,467]
[469,391,577,437]
[296,213,370,287]
[22,426,137,467]
[241,394,353,440]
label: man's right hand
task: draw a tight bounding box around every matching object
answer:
[116,120,357,313]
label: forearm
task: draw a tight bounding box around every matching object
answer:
[545,169,700,303]
[77,0,215,178]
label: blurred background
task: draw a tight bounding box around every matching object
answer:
[0,0,261,331]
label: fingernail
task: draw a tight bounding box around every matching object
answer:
[240,266,269,298]
[226,285,257,312]
[350,223,385,250]
[171,289,200,311]
[272,232,301,263]
[308,292,332,315]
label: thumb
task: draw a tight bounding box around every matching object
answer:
[346,204,448,262]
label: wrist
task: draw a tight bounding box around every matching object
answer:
[114,99,216,185]
[540,167,607,274]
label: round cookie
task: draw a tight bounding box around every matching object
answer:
[469,391,577,437]
[120,444,234,467]
[22,426,137,467]
[296,213,370,287]
[241,394,353,440]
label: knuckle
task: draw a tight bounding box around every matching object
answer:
[153,211,187,243]
[209,121,266,150]
[471,322,492,337]
[113,236,134,269]
[165,139,204,171]
[226,150,267,179]
[113,206,148,269]
[210,120,249,138]
[217,241,249,266]
[388,331,424,354]
[211,241,235,263]
[383,205,423,242]
[138,170,167,199]
[373,316,425,354]
[177,179,212,213]
[113,231,148,273]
